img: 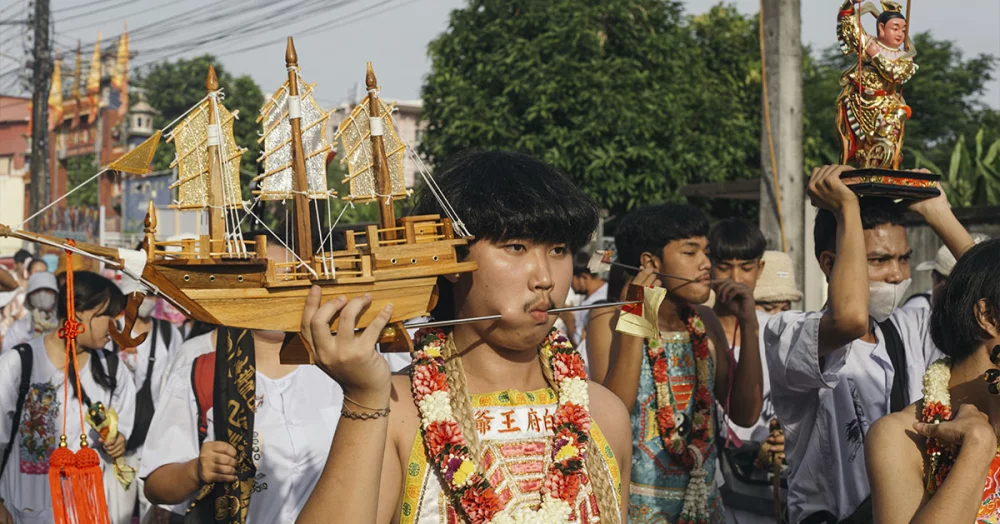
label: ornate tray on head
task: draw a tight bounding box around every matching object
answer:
[840,168,941,200]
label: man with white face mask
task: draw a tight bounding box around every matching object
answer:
[1,271,59,353]
[763,165,975,524]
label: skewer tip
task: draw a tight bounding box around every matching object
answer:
[206,65,219,92]
[285,37,298,66]
[365,62,376,90]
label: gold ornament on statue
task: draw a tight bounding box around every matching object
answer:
[834,0,940,200]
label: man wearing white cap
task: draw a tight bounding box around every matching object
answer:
[755,250,804,315]
[0,271,59,353]
[903,233,990,310]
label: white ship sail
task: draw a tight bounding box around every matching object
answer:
[255,75,332,200]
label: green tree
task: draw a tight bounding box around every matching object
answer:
[134,55,265,200]
[420,1,763,218]
[910,129,1000,207]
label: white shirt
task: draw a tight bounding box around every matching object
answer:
[721,310,774,444]
[553,288,580,336]
[139,358,343,523]
[901,291,932,311]
[0,337,136,523]
[718,310,781,524]
[764,307,942,523]
[573,283,608,366]
[120,318,182,406]
[1,316,33,353]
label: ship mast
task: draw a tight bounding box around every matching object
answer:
[286,38,315,263]
[205,66,226,245]
[366,63,397,238]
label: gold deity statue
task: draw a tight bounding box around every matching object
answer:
[835,0,916,170]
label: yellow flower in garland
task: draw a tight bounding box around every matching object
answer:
[425,345,442,358]
[554,443,579,462]
[452,459,476,487]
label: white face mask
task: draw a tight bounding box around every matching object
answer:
[137,298,157,319]
[28,292,56,312]
[869,278,912,322]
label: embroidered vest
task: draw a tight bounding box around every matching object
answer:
[629,331,725,521]
[978,454,1000,522]
[399,387,621,523]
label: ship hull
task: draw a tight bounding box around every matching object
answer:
[142,259,445,333]
[182,276,439,332]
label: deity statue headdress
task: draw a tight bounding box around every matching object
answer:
[880,1,904,14]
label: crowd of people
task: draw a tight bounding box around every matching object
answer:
[0,153,996,524]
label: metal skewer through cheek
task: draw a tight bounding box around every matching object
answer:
[610,261,699,283]
[400,300,642,331]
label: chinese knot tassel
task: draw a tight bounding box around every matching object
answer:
[48,239,111,523]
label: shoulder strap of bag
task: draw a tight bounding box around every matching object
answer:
[144,320,160,391]
[191,351,216,446]
[106,349,119,393]
[1,343,33,479]
[126,322,160,452]
[158,318,173,350]
[876,319,908,412]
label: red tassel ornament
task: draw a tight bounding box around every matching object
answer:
[48,437,75,524]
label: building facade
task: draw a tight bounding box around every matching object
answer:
[0,96,30,255]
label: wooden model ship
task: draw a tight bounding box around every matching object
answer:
[3,38,476,362]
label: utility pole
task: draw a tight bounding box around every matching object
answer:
[28,0,52,230]
[759,0,824,310]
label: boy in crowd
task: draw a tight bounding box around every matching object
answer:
[904,232,990,310]
[707,219,785,524]
[764,165,974,523]
[603,204,763,522]
[754,250,802,315]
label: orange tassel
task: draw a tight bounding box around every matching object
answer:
[48,439,75,524]
[71,442,110,523]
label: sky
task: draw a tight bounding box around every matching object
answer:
[2,0,998,109]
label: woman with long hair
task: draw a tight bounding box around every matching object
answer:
[0,270,135,524]
[866,239,1000,523]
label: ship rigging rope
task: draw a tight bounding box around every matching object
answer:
[315,201,352,262]
[210,91,248,257]
[313,196,330,278]
[399,133,470,238]
[15,169,108,232]
[241,200,318,279]
[758,0,788,253]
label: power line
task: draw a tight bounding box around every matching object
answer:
[0,0,26,17]
[59,0,189,32]
[129,0,419,67]
[131,0,354,63]
[53,0,136,15]
[215,0,423,59]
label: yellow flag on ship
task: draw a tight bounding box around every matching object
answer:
[615,284,667,341]
[108,131,161,175]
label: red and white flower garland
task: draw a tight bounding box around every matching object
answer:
[409,328,594,524]
[646,308,714,524]
[922,358,957,492]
